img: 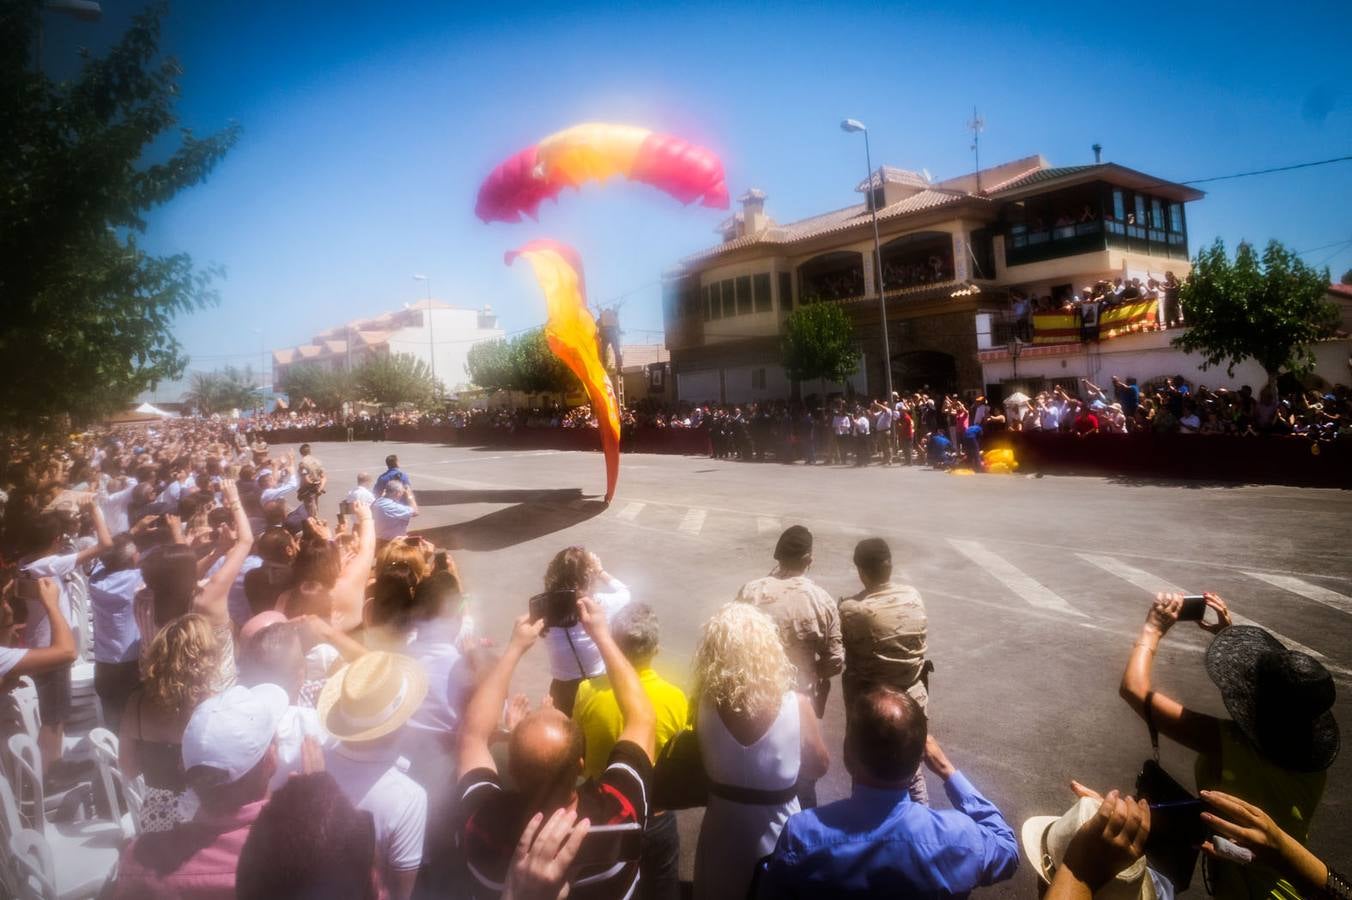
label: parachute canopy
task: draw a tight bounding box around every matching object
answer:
[505,240,623,502]
[476,123,730,223]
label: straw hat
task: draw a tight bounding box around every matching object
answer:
[1021,797,1155,900]
[318,651,427,743]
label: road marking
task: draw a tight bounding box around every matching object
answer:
[617,502,645,522]
[678,508,707,537]
[1244,572,1352,617]
[1077,554,1340,669]
[949,540,1085,617]
[756,516,781,535]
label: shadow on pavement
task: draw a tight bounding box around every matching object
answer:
[411,489,606,551]
[1103,474,1249,489]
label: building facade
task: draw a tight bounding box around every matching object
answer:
[272,300,504,397]
[662,155,1202,404]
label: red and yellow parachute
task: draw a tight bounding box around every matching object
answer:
[476,122,729,223]
[505,240,622,502]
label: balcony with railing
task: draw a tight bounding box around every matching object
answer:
[1002,181,1190,268]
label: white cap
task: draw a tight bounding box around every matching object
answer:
[182,684,289,783]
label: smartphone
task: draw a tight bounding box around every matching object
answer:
[1178,595,1207,621]
[568,822,643,872]
[528,589,579,629]
[339,500,353,516]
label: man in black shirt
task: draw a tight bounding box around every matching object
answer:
[456,597,656,900]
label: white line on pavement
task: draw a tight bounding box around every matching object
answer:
[756,516,782,535]
[949,539,1085,617]
[1243,572,1352,617]
[617,502,646,522]
[678,508,707,537]
[1077,554,1344,671]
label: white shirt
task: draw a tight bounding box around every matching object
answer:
[260,472,299,505]
[853,415,870,436]
[832,415,852,436]
[403,616,473,735]
[346,485,376,506]
[1179,414,1201,433]
[88,567,143,664]
[372,497,417,541]
[546,577,631,680]
[875,408,893,431]
[326,743,428,875]
[19,553,78,648]
[269,705,332,792]
[0,647,28,678]
[98,479,138,536]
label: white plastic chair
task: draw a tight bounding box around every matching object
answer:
[86,729,140,839]
[8,826,115,900]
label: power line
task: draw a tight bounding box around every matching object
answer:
[1179,155,1352,186]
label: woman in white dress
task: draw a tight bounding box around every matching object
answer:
[692,603,830,900]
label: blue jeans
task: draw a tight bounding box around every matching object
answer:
[641,810,680,900]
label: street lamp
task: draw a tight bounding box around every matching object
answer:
[841,118,893,400]
[412,274,437,400]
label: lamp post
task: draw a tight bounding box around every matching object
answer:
[840,118,893,401]
[412,274,437,400]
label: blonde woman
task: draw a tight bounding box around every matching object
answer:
[692,603,830,900]
[119,614,221,832]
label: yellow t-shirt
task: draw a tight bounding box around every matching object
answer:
[574,668,689,779]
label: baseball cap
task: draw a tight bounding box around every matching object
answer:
[183,684,289,783]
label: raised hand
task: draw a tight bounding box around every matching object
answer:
[503,807,590,900]
[1061,791,1150,890]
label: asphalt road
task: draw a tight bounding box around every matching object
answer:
[299,439,1352,893]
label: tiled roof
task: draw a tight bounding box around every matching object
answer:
[1329,283,1352,298]
[273,348,296,365]
[986,164,1101,194]
[296,344,321,358]
[323,339,347,354]
[854,165,929,192]
[357,330,392,345]
[684,189,978,263]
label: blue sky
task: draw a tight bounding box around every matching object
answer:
[42,1,1352,378]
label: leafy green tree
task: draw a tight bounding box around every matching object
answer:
[354,353,438,407]
[509,329,576,395]
[1174,239,1338,396]
[278,364,352,411]
[1340,268,1352,286]
[1,2,240,429]
[781,302,860,392]
[466,339,514,391]
[183,365,259,414]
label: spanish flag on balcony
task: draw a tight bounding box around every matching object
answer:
[1032,298,1159,345]
[506,240,622,502]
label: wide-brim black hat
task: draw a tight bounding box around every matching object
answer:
[1206,626,1339,773]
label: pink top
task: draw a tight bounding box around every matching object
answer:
[105,800,266,899]
[954,410,970,431]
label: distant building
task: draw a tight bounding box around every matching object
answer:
[662,154,1203,403]
[272,300,504,397]
[619,344,671,404]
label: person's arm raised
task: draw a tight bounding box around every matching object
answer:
[457,615,543,780]
[1119,592,1223,755]
[330,500,374,633]
[1048,792,1151,900]
[193,480,253,627]
[73,497,113,567]
[578,595,655,763]
[8,578,78,676]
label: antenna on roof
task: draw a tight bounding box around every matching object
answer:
[1092,143,1103,164]
[968,107,985,193]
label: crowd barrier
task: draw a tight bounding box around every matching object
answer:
[249,424,1348,488]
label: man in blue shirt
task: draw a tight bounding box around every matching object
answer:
[373,454,410,496]
[757,687,1018,898]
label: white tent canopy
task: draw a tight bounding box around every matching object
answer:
[133,402,175,418]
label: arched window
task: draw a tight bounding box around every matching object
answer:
[798,251,865,302]
[879,231,954,291]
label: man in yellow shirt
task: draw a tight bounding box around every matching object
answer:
[574,602,688,900]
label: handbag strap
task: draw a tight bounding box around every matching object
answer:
[1144,690,1160,762]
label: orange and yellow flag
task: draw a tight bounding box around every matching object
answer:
[506,240,622,502]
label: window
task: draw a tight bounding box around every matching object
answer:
[1169,203,1184,233]
[1151,198,1164,229]
[721,280,735,317]
[736,275,752,315]
[702,285,712,321]
[708,284,720,319]
[1134,194,1146,225]
[753,273,772,312]
[779,271,793,311]
[1112,189,1125,220]
[751,368,766,390]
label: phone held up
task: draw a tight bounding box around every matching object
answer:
[1177,595,1207,622]
[529,589,579,630]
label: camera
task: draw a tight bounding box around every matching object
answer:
[528,589,578,629]
[339,500,353,516]
[1177,595,1207,621]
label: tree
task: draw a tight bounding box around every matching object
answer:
[1173,239,1338,396]
[1340,268,1352,286]
[277,364,352,411]
[1,2,240,429]
[466,339,514,392]
[781,302,860,392]
[353,353,438,407]
[183,365,259,414]
[509,329,576,395]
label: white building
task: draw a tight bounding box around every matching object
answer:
[272,300,504,397]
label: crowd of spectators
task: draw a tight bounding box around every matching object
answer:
[0,418,1345,898]
[1011,272,1183,331]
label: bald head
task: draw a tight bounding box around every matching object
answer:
[845,687,926,787]
[507,708,584,813]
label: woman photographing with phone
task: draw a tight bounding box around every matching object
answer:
[1120,592,1338,900]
